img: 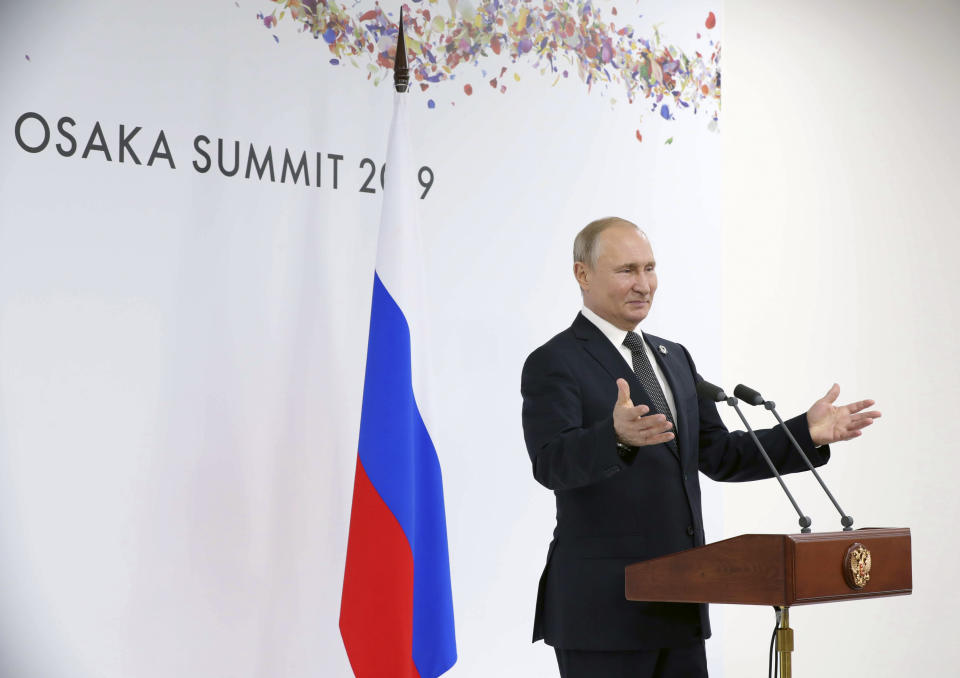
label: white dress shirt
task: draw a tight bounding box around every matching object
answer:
[580,306,679,424]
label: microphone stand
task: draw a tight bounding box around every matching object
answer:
[698,381,812,533]
[735,384,854,532]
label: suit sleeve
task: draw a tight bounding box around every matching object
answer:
[678,345,831,482]
[521,344,627,491]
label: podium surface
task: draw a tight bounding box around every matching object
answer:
[625,527,911,607]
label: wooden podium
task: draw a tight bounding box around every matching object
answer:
[624,528,912,676]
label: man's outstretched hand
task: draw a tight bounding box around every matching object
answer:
[613,378,675,447]
[807,383,881,445]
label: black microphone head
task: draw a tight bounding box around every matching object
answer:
[695,379,727,402]
[733,383,765,406]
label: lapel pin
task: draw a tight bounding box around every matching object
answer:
[659,345,668,355]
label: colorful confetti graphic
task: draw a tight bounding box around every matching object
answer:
[256,1,720,134]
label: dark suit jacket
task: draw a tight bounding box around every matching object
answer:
[521,313,829,651]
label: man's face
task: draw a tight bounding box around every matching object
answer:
[575,225,658,331]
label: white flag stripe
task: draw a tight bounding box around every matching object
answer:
[374,94,437,438]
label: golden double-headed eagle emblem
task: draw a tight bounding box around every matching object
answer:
[843,543,872,590]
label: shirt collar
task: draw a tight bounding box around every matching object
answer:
[580,306,642,352]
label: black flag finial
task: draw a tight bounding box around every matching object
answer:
[394,6,409,93]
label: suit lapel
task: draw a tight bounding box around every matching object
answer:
[572,314,679,461]
[572,313,642,395]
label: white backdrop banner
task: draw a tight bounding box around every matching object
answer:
[0,1,721,676]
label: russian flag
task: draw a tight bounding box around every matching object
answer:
[339,93,457,678]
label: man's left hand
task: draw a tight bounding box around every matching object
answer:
[807,383,882,445]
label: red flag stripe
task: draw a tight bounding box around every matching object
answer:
[340,457,421,678]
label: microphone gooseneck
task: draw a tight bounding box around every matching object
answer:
[698,380,812,533]
[735,383,855,531]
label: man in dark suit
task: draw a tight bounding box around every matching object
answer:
[521,217,880,677]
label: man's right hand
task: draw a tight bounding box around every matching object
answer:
[613,378,675,447]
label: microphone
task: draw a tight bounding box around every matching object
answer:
[734,383,855,532]
[695,380,728,402]
[732,383,764,406]
[697,380,812,533]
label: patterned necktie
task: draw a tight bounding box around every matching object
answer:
[623,331,677,451]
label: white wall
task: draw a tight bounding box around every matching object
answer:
[2,1,952,675]
[720,0,960,674]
